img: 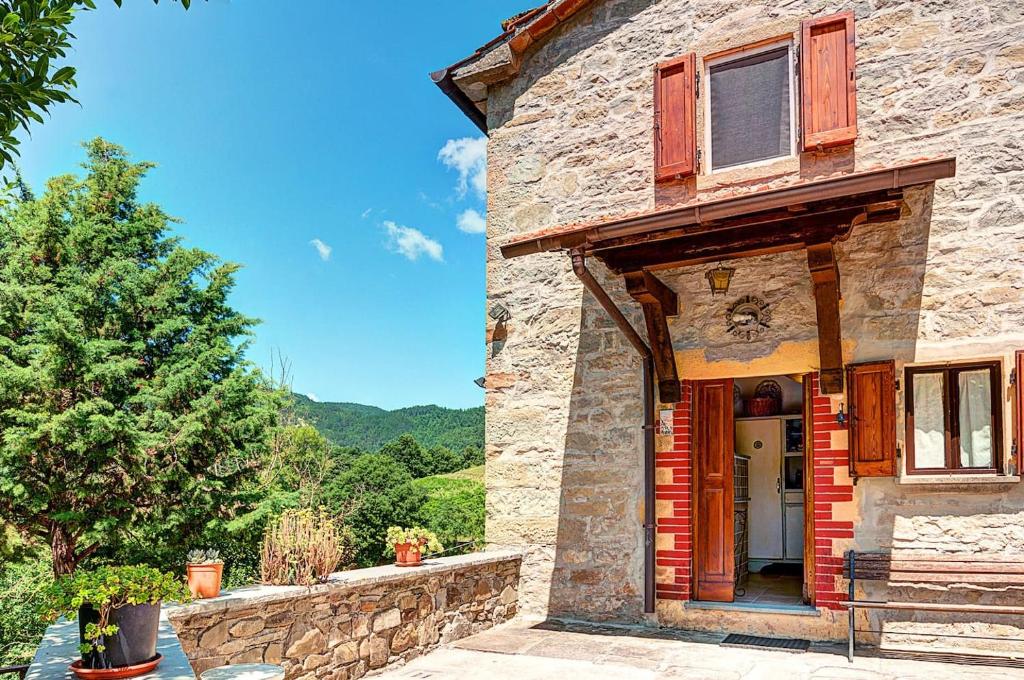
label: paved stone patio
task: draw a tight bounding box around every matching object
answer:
[376,620,1024,679]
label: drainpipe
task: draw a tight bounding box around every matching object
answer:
[571,250,657,615]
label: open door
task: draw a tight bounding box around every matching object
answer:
[692,379,735,602]
[802,373,816,604]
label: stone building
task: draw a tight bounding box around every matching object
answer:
[433,0,1024,654]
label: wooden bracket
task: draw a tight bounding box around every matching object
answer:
[625,270,680,403]
[807,243,844,394]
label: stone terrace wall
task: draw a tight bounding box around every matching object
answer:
[167,551,521,680]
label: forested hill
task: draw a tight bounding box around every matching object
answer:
[291,394,484,452]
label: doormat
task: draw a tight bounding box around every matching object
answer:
[721,634,810,653]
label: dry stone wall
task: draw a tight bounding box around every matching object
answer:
[167,552,521,680]
[478,0,1024,627]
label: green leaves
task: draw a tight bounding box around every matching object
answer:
[0,138,276,576]
[0,1,198,173]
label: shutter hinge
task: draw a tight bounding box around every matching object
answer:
[695,71,701,99]
[895,378,901,391]
[1011,368,1017,386]
[1013,440,1018,457]
[696,148,702,172]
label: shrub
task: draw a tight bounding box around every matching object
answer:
[0,555,52,666]
[411,475,485,555]
[43,566,190,664]
[323,454,427,567]
[260,509,354,586]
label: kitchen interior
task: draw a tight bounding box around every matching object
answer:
[733,375,806,607]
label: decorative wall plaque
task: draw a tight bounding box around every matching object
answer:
[726,295,772,341]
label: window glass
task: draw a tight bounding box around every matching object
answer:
[912,372,946,468]
[958,369,994,468]
[709,46,791,170]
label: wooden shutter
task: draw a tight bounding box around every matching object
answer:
[847,361,896,477]
[693,379,734,602]
[800,12,857,151]
[654,53,697,181]
[1016,351,1024,476]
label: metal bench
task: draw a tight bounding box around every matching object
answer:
[842,550,1024,662]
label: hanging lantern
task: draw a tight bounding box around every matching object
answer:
[705,262,735,296]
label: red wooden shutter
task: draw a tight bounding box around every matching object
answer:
[800,12,857,151]
[654,53,697,181]
[847,361,896,477]
[1016,350,1024,476]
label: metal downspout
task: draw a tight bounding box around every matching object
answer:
[571,250,657,615]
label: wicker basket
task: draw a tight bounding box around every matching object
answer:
[746,396,780,417]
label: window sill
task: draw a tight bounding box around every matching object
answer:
[897,474,1020,487]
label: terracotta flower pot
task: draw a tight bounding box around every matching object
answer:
[186,562,223,599]
[394,542,424,567]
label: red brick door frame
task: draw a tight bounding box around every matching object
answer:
[655,373,852,611]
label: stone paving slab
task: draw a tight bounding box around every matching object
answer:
[374,620,1024,679]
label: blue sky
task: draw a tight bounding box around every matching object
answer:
[16,0,535,410]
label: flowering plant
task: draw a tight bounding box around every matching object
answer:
[385,526,443,556]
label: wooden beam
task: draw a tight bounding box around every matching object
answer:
[807,243,844,394]
[625,271,680,403]
[598,209,865,273]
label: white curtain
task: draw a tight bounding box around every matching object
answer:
[958,370,993,468]
[913,373,946,468]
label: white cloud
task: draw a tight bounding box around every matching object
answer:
[361,208,372,219]
[456,208,486,234]
[309,238,332,261]
[438,136,487,199]
[306,393,320,402]
[383,221,444,262]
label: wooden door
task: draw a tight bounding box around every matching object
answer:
[802,374,816,604]
[693,379,735,602]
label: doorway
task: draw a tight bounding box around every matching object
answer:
[692,374,814,606]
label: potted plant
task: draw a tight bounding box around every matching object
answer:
[44,565,191,679]
[185,549,224,599]
[386,526,443,567]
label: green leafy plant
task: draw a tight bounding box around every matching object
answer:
[0,1,194,172]
[185,549,222,565]
[260,509,353,586]
[385,527,443,556]
[43,566,190,659]
[0,139,278,576]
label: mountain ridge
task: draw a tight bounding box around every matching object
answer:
[291,393,484,453]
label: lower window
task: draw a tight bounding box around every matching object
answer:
[905,362,1003,474]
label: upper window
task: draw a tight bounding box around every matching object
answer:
[705,41,795,172]
[905,362,1003,474]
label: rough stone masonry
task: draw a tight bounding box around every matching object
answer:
[167,552,521,680]
[463,0,1024,642]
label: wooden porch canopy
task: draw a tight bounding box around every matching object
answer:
[500,157,956,399]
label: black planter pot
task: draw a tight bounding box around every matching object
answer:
[77,602,161,668]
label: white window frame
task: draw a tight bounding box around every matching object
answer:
[703,38,797,174]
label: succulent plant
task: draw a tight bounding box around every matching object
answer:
[186,548,223,565]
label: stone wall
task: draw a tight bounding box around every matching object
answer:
[475,0,1024,628]
[166,551,521,679]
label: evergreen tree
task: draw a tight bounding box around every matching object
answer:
[0,139,276,575]
[323,454,425,567]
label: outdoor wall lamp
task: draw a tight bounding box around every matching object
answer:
[488,302,511,323]
[705,262,735,296]
[836,403,847,426]
[474,377,486,388]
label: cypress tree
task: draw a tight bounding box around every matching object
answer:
[0,139,276,575]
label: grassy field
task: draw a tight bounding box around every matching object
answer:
[410,466,485,552]
[439,465,484,483]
